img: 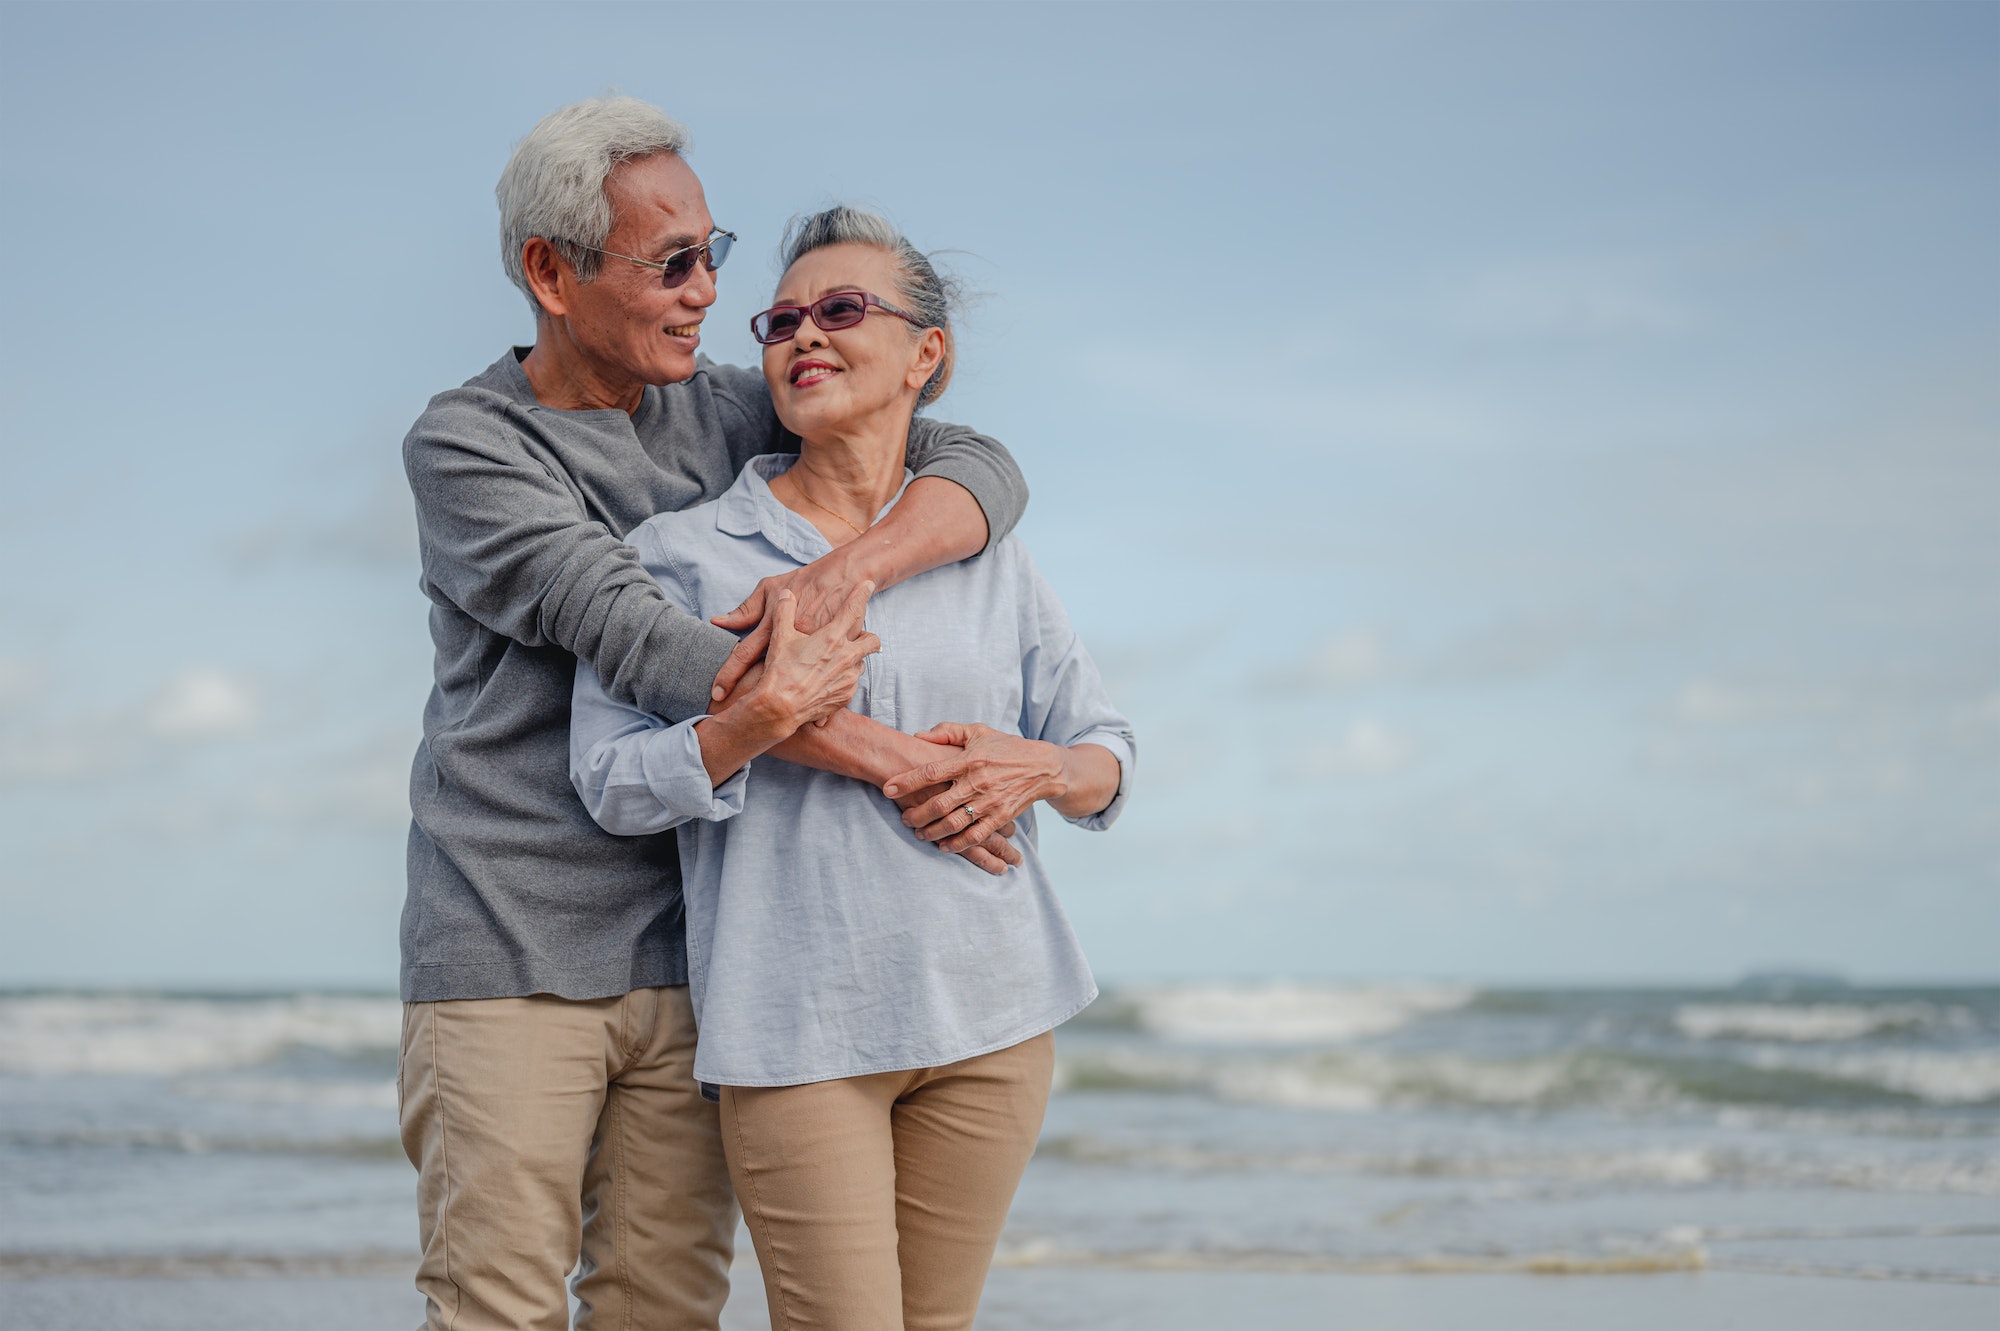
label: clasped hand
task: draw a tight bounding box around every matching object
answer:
[883,722,1069,857]
[713,573,1027,876]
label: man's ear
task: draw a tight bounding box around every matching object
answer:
[521,237,571,320]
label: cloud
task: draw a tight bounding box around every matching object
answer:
[145,669,260,739]
[1674,681,1850,727]
[241,728,415,831]
[1263,628,1389,694]
[1445,256,1689,338]
[1290,719,1417,779]
[1775,760,1917,805]
[0,665,262,787]
[0,725,132,784]
[1951,689,2000,743]
[0,659,43,711]
[227,474,417,571]
[1421,615,1585,684]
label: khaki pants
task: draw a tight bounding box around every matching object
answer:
[719,1032,1055,1331]
[398,986,737,1331]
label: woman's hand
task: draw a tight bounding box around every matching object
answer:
[882,722,1068,856]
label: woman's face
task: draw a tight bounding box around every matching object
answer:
[762,243,944,441]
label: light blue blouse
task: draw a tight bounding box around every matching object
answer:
[569,455,1134,1086]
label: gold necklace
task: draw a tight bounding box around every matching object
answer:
[787,468,869,539]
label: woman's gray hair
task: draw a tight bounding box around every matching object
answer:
[780,206,959,409]
[496,97,690,312]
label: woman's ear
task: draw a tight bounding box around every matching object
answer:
[521,237,572,320]
[905,326,946,393]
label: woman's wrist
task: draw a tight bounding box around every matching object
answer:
[1040,741,1074,806]
[1048,742,1120,819]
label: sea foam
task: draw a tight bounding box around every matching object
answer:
[1122,982,1474,1045]
[1674,1002,1970,1043]
[0,994,401,1077]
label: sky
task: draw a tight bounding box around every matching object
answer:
[0,2,1995,988]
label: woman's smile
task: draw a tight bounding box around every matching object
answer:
[789,358,841,387]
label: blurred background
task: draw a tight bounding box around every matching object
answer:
[2,2,1995,1327]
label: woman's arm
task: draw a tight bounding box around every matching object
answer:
[883,727,1123,850]
[884,551,1136,854]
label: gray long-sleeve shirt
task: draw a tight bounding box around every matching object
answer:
[398,349,1027,1003]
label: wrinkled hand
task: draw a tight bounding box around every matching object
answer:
[890,777,1022,874]
[744,584,879,734]
[711,546,873,702]
[882,722,1066,857]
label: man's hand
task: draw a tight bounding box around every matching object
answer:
[711,544,875,702]
[882,722,1068,857]
[690,585,879,788]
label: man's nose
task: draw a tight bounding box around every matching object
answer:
[680,260,719,308]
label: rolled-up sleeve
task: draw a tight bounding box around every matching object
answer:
[1013,548,1136,831]
[570,663,750,835]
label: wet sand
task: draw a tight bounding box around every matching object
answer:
[3,1265,1993,1330]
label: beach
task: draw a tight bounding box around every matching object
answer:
[2,983,1995,1327]
[5,1266,1998,1330]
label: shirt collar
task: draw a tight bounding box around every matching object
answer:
[716,455,830,565]
[717,454,913,566]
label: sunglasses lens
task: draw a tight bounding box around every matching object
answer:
[753,308,802,344]
[705,232,732,270]
[815,293,869,329]
[659,249,699,289]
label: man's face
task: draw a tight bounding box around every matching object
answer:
[561,152,717,386]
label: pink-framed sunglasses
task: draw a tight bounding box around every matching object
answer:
[750,290,921,345]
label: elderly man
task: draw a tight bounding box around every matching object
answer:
[396,97,1029,1331]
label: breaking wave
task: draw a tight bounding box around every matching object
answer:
[0,993,400,1077]
[1034,1132,2000,1195]
[1675,1002,1975,1043]
[1077,982,1474,1045]
[1054,1044,2000,1113]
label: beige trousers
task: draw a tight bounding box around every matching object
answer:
[719,1032,1055,1331]
[398,986,737,1331]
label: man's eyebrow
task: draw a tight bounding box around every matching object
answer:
[647,230,709,256]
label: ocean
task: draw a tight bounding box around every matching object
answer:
[2,982,1996,1327]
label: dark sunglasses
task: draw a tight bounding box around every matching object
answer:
[556,229,735,289]
[750,290,921,345]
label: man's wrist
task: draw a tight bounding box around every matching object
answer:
[709,687,795,751]
[840,526,903,591]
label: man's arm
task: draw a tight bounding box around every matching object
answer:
[701,364,1030,698]
[406,398,736,723]
[704,362,1030,555]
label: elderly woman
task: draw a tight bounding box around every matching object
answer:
[568,207,1133,1330]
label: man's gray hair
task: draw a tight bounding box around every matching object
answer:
[497,97,690,312]
[780,206,960,409]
